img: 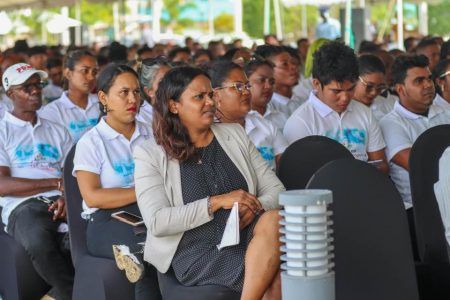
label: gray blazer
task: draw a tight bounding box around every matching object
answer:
[133,123,285,273]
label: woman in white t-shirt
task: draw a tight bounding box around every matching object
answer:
[39,50,100,143]
[73,64,160,300]
[244,56,287,132]
[209,61,288,170]
[136,57,171,125]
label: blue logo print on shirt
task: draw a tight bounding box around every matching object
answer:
[14,144,61,173]
[68,118,98,141]
[257,146,275,162]
[112,160,135,186]
[325,128,366,145]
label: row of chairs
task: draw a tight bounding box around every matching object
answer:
[2,126,450,299]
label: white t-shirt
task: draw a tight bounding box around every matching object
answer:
[284,92,386,161]
[380,101,450,208]
[73,118,154,217]
[370,92,397,121]
[245,111,288,170]
[292,76,313,104]
[0,112,72,226]
[434,93,450,111]
[255,107,288,133]
[42,81,64,104]
[136,102,154,125]
[267,92,303,119]
[0,93,13,119]
[39,92,100,143]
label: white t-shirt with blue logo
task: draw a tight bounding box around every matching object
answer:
[72,118,153,217]
[39,92,100,143]
[283,91,386,161]
[245,111,288,170]
[0,112,72,226]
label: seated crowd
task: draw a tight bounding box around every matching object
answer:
[1,34,450,300]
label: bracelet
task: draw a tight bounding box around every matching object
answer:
[207,196,213,217]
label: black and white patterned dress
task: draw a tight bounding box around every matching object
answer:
[171,137,259,292]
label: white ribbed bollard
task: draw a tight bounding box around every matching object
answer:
[279,190,335,300]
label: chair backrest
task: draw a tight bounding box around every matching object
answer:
[277,135,354,190]
[63,144,88,266]
[306,159,419,300]
[409,124,450,264]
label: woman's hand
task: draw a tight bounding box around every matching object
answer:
[210,189,262,214]
[239,205,258,229]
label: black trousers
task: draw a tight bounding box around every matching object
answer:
[86,203,161,300]
[7,198,74,300]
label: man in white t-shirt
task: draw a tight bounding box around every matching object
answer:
[380,54,450,208]
[284,41,389,173]
[0,63,74,300]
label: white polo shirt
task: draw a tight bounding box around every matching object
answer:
[434,93,450,111]
[73,118,154,217]
[136,101,154,125]
[245,111,288,170]
[255,107,288,133]
[39,92,100,143]
[370,92,397,121]
[380,101,450,208]
[292,76,313,104]
[268,92,303,119]
[42,81,64,103]
[0,112,72,226]
[284,92,386,161]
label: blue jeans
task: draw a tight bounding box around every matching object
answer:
[7,197,74,300]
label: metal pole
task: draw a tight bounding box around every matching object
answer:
[208,0,215,37]
[418,1,428,36]
[61,6,70,46]
[113,2,120,41]
[301,4,307,37]
[397,0,404,50]
[234,0,243,36]
[273,0,282,40]
[344,0,352,46]
[75,0,81,46]
[152,0,162,43]
[264,0,270,35]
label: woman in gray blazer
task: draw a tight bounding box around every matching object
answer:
[134,66,285,299]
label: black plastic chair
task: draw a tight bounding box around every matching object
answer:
[0,208,50,300]
[277,135,354,190]
[64,145,135,300]
[306,159,419,300]
[409,125,450,299]
[157,268,241,300]
[409,124,450,263]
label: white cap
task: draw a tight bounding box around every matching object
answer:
[2,63,47,92]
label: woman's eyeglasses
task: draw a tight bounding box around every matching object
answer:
[214,82,252,94]
[359,76,387,94]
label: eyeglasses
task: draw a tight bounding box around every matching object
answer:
[439,70,450,79]
[214,82,252,94]
[358,76,387,94]
[11,81,45,94]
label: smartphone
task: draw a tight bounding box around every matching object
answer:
[111,211,144,226]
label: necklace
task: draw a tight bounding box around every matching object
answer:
[197,147,206,164]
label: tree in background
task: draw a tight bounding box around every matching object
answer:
[428,1,450,37]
